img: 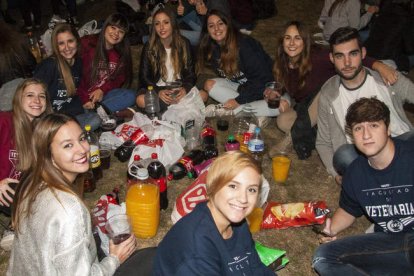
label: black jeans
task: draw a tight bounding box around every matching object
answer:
[114,247,157,276]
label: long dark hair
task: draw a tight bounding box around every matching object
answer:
[12,113,82,233]
[51,23,81,97]
[91,13,132,87]
[273,21,312,90]
[197,9,239,77]
[147,8,189,81]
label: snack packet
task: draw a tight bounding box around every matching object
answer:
[255,242,289,271]
[261,201,330,229]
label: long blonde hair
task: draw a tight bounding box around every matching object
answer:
[147,8,189,81]
[12,113,81,233]
[12,79,53,172]
[51,23,81,97]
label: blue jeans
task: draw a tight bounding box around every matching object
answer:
[178,10,201,46]
[101,88,136,113]
[76,111,101,132]
[333,130,414,175]
[312,232,414,275]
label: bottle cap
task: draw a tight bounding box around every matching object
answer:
[137,168,149,180]
[228,134,235,140]
[148,85,153,90]
[255,127,261,133]
[151,153,158,159]
[134,155,140,161]
[85,124,91,131]
[187,171,193,178]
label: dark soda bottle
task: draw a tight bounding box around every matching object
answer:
[189,158,215,178]
[203,145,218,160]
[114,125,153,162]
[168,149,205,180]
[83,169,96,193]
[147,153,168,210]
[201,122,216,147]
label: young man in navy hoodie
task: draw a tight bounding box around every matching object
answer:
[313,97,414,275]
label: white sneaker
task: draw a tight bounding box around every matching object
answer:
[257,116,271,128]
[51,14,65,23]
[78,20,101,37]
[205,104,233,117]
[0,229,14,251]
[240,29,252,35]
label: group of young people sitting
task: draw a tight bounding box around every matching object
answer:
[1,1,414,274]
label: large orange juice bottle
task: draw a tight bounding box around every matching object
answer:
[272,154,291,184]
[126,168,160,238]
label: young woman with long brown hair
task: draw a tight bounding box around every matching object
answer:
[198,9,277,121]
[8,113,156,275]
[77,13,136,115]
[137,7,196,114]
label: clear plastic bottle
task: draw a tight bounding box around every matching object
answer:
[27,32,41,63]
[232,110,257,153]
[126,168,160,238]
[144,85,160,119]
[248,127,264,164]
[84,124,102,180]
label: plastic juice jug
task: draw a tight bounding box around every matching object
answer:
[126,168,160,238]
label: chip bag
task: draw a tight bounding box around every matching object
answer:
[261,201,330,229]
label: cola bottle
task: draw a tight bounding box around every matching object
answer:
[114,125,154,162]
[203,145,218,160]
[84,124,103,180]
[147,153,168,210]
[201,122,216,147]
[168,150,205,180]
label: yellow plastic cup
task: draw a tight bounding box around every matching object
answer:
[247,207,263,233]
[272,154,291,184]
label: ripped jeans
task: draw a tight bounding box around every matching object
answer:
[312,232,414,275]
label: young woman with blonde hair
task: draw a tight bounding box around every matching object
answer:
[0,79,52,250]
[137,7,196,114]
[154,151,274,275]
[34,23,101,130]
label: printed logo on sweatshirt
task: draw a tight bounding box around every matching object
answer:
[227,252,252,274]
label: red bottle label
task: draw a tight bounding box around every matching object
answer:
[179,156,194,172]
[201,127,216,137]
[130,128,150,145]
[155,177,167,192]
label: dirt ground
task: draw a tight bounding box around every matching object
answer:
[1,0,414,275]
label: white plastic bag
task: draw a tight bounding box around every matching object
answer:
[162,86,205,129]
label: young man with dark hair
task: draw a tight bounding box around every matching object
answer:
[316,26,414,184]
[313,97,414,275]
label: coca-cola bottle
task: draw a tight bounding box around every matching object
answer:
[147,153,168,210]
[84,124,102,180]
[114,125,154,162]
[168,149,205,180]
[201,122,216,147]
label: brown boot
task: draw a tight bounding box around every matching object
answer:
[268,132,292,158]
